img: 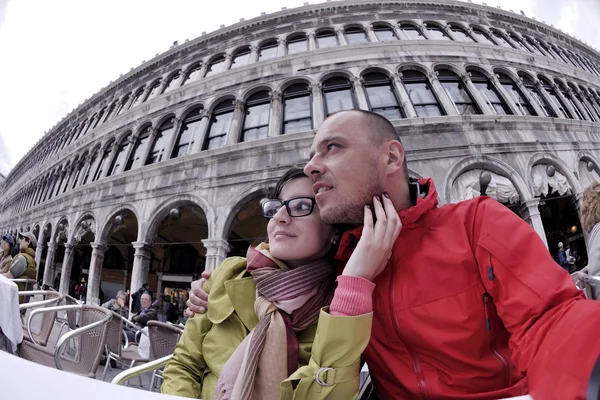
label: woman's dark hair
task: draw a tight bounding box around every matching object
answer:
[268,167,308,199]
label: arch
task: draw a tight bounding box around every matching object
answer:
[179,102,205,120]
[576,151,600,173]
[432,63,465,76]
[68,212,97,245]
[154,113,177,130]
[285,32,307,42]
[181,62,202,85]
[444,155,533,204]
[279,77,315,93]
[135,122,153,136]
[317,70,355,84]
[206,95,236,115]
[241,85,274,103]
[357,66,394,78]
[371,21,395,30]
[114,129,133,146]
[143,194,215,243]
[257,37,279,49]
[492,66,519,82]
[464,64,494,78]
[53,216,70,243]
[397,63,430,76]
[528,153,582,195]
[97,203,142,245]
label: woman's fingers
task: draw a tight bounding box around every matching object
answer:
[363,204,373,234]
[372,196,387,242]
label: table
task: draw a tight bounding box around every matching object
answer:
[0,275,23,353]
[0,351,189,399]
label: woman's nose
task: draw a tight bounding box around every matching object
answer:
[273,205,291,223]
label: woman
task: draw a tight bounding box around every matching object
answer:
[577,181,600,299]
[0,234,15,274]
[153,294,173,322]
[162,168,400,399]
[102,290,129,318]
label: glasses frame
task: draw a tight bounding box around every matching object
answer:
[261,196,316,218]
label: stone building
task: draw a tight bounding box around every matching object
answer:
[1,0,600,306]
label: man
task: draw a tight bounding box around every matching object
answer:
[556,242,569,271]
[124,291,157,343]
[130,283,151,314]
[0,234,15,274]
[189,110,600,399]
[3,232,37,296]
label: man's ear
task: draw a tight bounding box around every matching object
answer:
[385,140,405,174]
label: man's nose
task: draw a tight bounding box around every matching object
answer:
[304,157,323,178]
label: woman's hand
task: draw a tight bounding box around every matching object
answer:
[187,270,211,314]
[342,193,402,282]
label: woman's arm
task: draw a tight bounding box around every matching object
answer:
[585,227,600,277]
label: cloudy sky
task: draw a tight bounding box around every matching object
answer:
[0,0,598,176]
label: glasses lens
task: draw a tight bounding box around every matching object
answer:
[288,198,314,217]
[262,200,282,218]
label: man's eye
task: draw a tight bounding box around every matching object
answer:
[327,143,338,151]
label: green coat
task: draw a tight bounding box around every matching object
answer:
[162,257,372,399]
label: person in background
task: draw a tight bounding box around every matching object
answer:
[577,181,600,298]
[3,232,37,298]
[125,291,157,343]
[131,283,150,314]
[102,290,129,318]
[556,242,569,271]
[74,278,87,302]
[53,272,61,291]
[0,234,15,274]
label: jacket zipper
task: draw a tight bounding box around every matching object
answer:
[483,292,510,388]
[390,263,429,398]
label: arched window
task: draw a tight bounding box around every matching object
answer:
[316,30,338,48]
[283,83,312,134]
[205,100,234,150]
[402,70,443,117]
[363,72,404,119]
[572,85,597,121]
[373,24,397,41]
[425,24,451,40]
[448,24,474,42]
[92,108,106,129]
[507,33,531,52]
[468,70,511,115]
[287,34,308,55]
[103,100,118,122]
[129,87,145,109]
[574,54,594,75]
[172,107,204,158]
[83,117,94,135]
[205,55,226,77]
[144,80,162,102]
[231,47,251,68]
[523,37,544,55]
[93,141,114,181]
[107,134,131,177]
[82,151,98,185]
[552,45,572,65]
[539,77,572,118]
[345,27,369,44]
[322,77,356,116]
[241,91,271,142]
[116,93,130,115]
[162,71,181,93]
[437,70,479,115]
[518,73,556,117]
[587,88,600,118]
[399,23,425,40]
[471,27,495,45]
[259,40,278,61]
[125,126,152,171]
[146,119,176,165]
[490,30,513,48]
[182,63,202,85]
[538,41,559,60]
[556,81,583,119]
[496,73,535,116]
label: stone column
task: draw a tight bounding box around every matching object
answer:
[490,74,520,116]
[268,90,283,137]
[533,39,551,58]
[139,127,159,166]
[202,239,231,271]
[118,134,138,174]
[393,24,409,40]
[34,242,46,283]
[42,242,57,287]
[198,63,209,79]
[129,242,153,315]
[567,88,590,121]
[572,192,589,249]
[100,141,119,179]
[443,24,459,42]
[86,242,107,306]
[249,45,259,63]
[352,77,370,110]
[427,71,456,116]
[534,80,561,118]
[59,243,75,295]
[582,95,600,121]
[551,83,580,119]
[189,110,211,154]
[307,32,317,51]
[277,38,286,57]
[223,54,234,71]
[515,77,545,117]
[311,84,325,128]
[227,100,245,145]
[365,25,378,42]
[519,199,548,249]
[75,156,90,187]
[335,28,348,46]
[163,117,183,159]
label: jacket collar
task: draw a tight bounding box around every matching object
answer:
[335,178,438,262]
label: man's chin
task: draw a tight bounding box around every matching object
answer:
[320,203,364,226]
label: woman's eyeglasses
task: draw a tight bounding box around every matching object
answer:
[261,197,316,218]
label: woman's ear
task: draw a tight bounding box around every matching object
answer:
[330,229,341,245]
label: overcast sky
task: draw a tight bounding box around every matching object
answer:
[0,0,598,176]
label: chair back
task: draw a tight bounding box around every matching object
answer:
[105,311,124,357]
[74,305,113,376]
[25,291,62,346]
[147,321,183,360]
[63,295,79,329]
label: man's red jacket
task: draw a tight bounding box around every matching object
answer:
[336,178,600,399]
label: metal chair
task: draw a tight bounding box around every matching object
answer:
[147,321,183,391]
[572,272,600,299]
[17,304,112,378]
[19,290,63,346]
[101,312,149,386]
[55,294,80,355]
[111,355,172,386]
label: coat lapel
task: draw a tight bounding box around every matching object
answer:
[224,276,259,331]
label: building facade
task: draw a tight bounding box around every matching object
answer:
[1,0,600,306]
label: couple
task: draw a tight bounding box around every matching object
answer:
[163,110,600,399]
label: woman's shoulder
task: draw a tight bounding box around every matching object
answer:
[209,257,248,283]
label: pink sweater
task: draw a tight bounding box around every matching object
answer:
[329,275,375,316]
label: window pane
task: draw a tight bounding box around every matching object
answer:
[346,29,368,44]
[317,33,337,48]
[287,38,307,54]
[206,111,233,149]
[182,66,201,85]
[374,28,396,41]
[451,28,474,42]
[405,82,437,104]
[244,103,270,130]
[501,83,534,116]
[400,25,424,40]
[173,118,202,158]
[205,58,225,77]
[441,82,472,103]
[206,135,226,150]
[232,51,250,67]
[366,85,398,108]
[426,27,450,40]
[492,32,512,48]
[146,83,161,101]
[374,107,402,120]
[130,90,144,109]
[325,89,354,115]
[472,30,495,45]
[259,44,278,60]
[284,96,311,121]
[242,126,269,142]
[147,125,175,165]
[284,118,312,134]
[416,105,443,117]
[125,135,149,170]
[163,72,181,92]
[108,141,129,176]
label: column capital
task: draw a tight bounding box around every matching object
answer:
[198,109,210,119]
[64,243,75,251]
[311,83,322,94]
[352,76,365,86]
[427,70,440,82]
[269,90,282,102]
[132,241,153,258]
[91,242,108,253]
[233,99,244,110]
[277,37,286,45]
[249,44,258,52]
[202,238,232,253]
[307,31,316,39]
[460,72,472,81]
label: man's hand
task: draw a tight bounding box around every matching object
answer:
[342,193,402,282]
[187,270,211,315]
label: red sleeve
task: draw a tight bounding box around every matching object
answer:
[329,275,375,316]
[472,197,600,400]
